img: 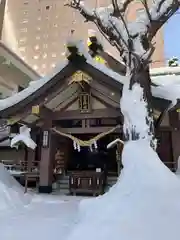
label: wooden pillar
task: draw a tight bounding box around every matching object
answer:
[171,130,180,171]
[169,110,180,171]
[116,142,124,176]
[27,149,35,172]
[39,121,54,193]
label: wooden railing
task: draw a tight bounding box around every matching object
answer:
[1,160,39,173]
[0,160,40,193]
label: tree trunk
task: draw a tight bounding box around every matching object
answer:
[121,65,154,143]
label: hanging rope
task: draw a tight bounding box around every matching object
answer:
[51,125,120,147]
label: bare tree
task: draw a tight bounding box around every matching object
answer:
[65,0,180,144]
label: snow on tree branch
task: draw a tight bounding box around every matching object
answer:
[148,0,180,38]
[64,0,133,18]
[65,0,179,64]
[65,0,179,144]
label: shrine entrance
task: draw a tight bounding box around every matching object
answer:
[67,134,117,174]
[53,130,121,196]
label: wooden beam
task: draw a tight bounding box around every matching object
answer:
[54,126,122,134]
[53,108,121,120]
[53,95,78,112]
[32,105,53,119]
[91,89,120,108]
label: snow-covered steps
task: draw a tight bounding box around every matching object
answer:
[53,175,70,195]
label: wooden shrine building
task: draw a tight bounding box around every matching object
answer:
[0,44,180,195]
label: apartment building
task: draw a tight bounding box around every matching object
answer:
[2,0,165,76]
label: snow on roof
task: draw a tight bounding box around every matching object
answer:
[0,41,127,113]
[150,66,180,76]
[152,74,180,86]
[0,40,180,113]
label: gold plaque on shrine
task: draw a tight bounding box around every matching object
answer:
[79,93,91,113]
[32,105,40,114]
[71,71,91,84]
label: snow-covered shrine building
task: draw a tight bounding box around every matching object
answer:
[0,42,180,195]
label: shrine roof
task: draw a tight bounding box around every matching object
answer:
[0,41,177,120]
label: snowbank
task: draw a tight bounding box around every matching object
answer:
[68,140,180,240]
[0,163,31,211]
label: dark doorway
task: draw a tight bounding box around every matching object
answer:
[67,134,118,173]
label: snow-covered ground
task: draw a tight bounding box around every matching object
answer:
[0,195,82,240]
[0,163,88,240]
[1,142,180,240]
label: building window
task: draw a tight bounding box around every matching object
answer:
[19,47,26,52]
[21,19,28,24]
[51,63,56,68]
[36,26,41,31]
[42,53,47,59]
[20,28,27,32]
[42,64,46,69]
[19,38,27,44]
[46,6,50,10]
[33,55,39,59]
[43,44,48,49]
[23,10,28,15]
[34,45,40,50]
[53,23,58,27]
[36,36,40,40]
[33,65,38,70]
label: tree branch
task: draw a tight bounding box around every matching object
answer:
[140,0,152,23]
[111,0,133,16]
[65,0,130,56]
[147,0,180,38]
[64,0,96,21]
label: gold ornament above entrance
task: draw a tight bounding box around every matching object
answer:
[68,71,91,86]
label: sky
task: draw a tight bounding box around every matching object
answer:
[164,9,180,62]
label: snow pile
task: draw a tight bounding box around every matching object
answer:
[68,140,180,240]
[0,163,31,211]
[11,125,37,150]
